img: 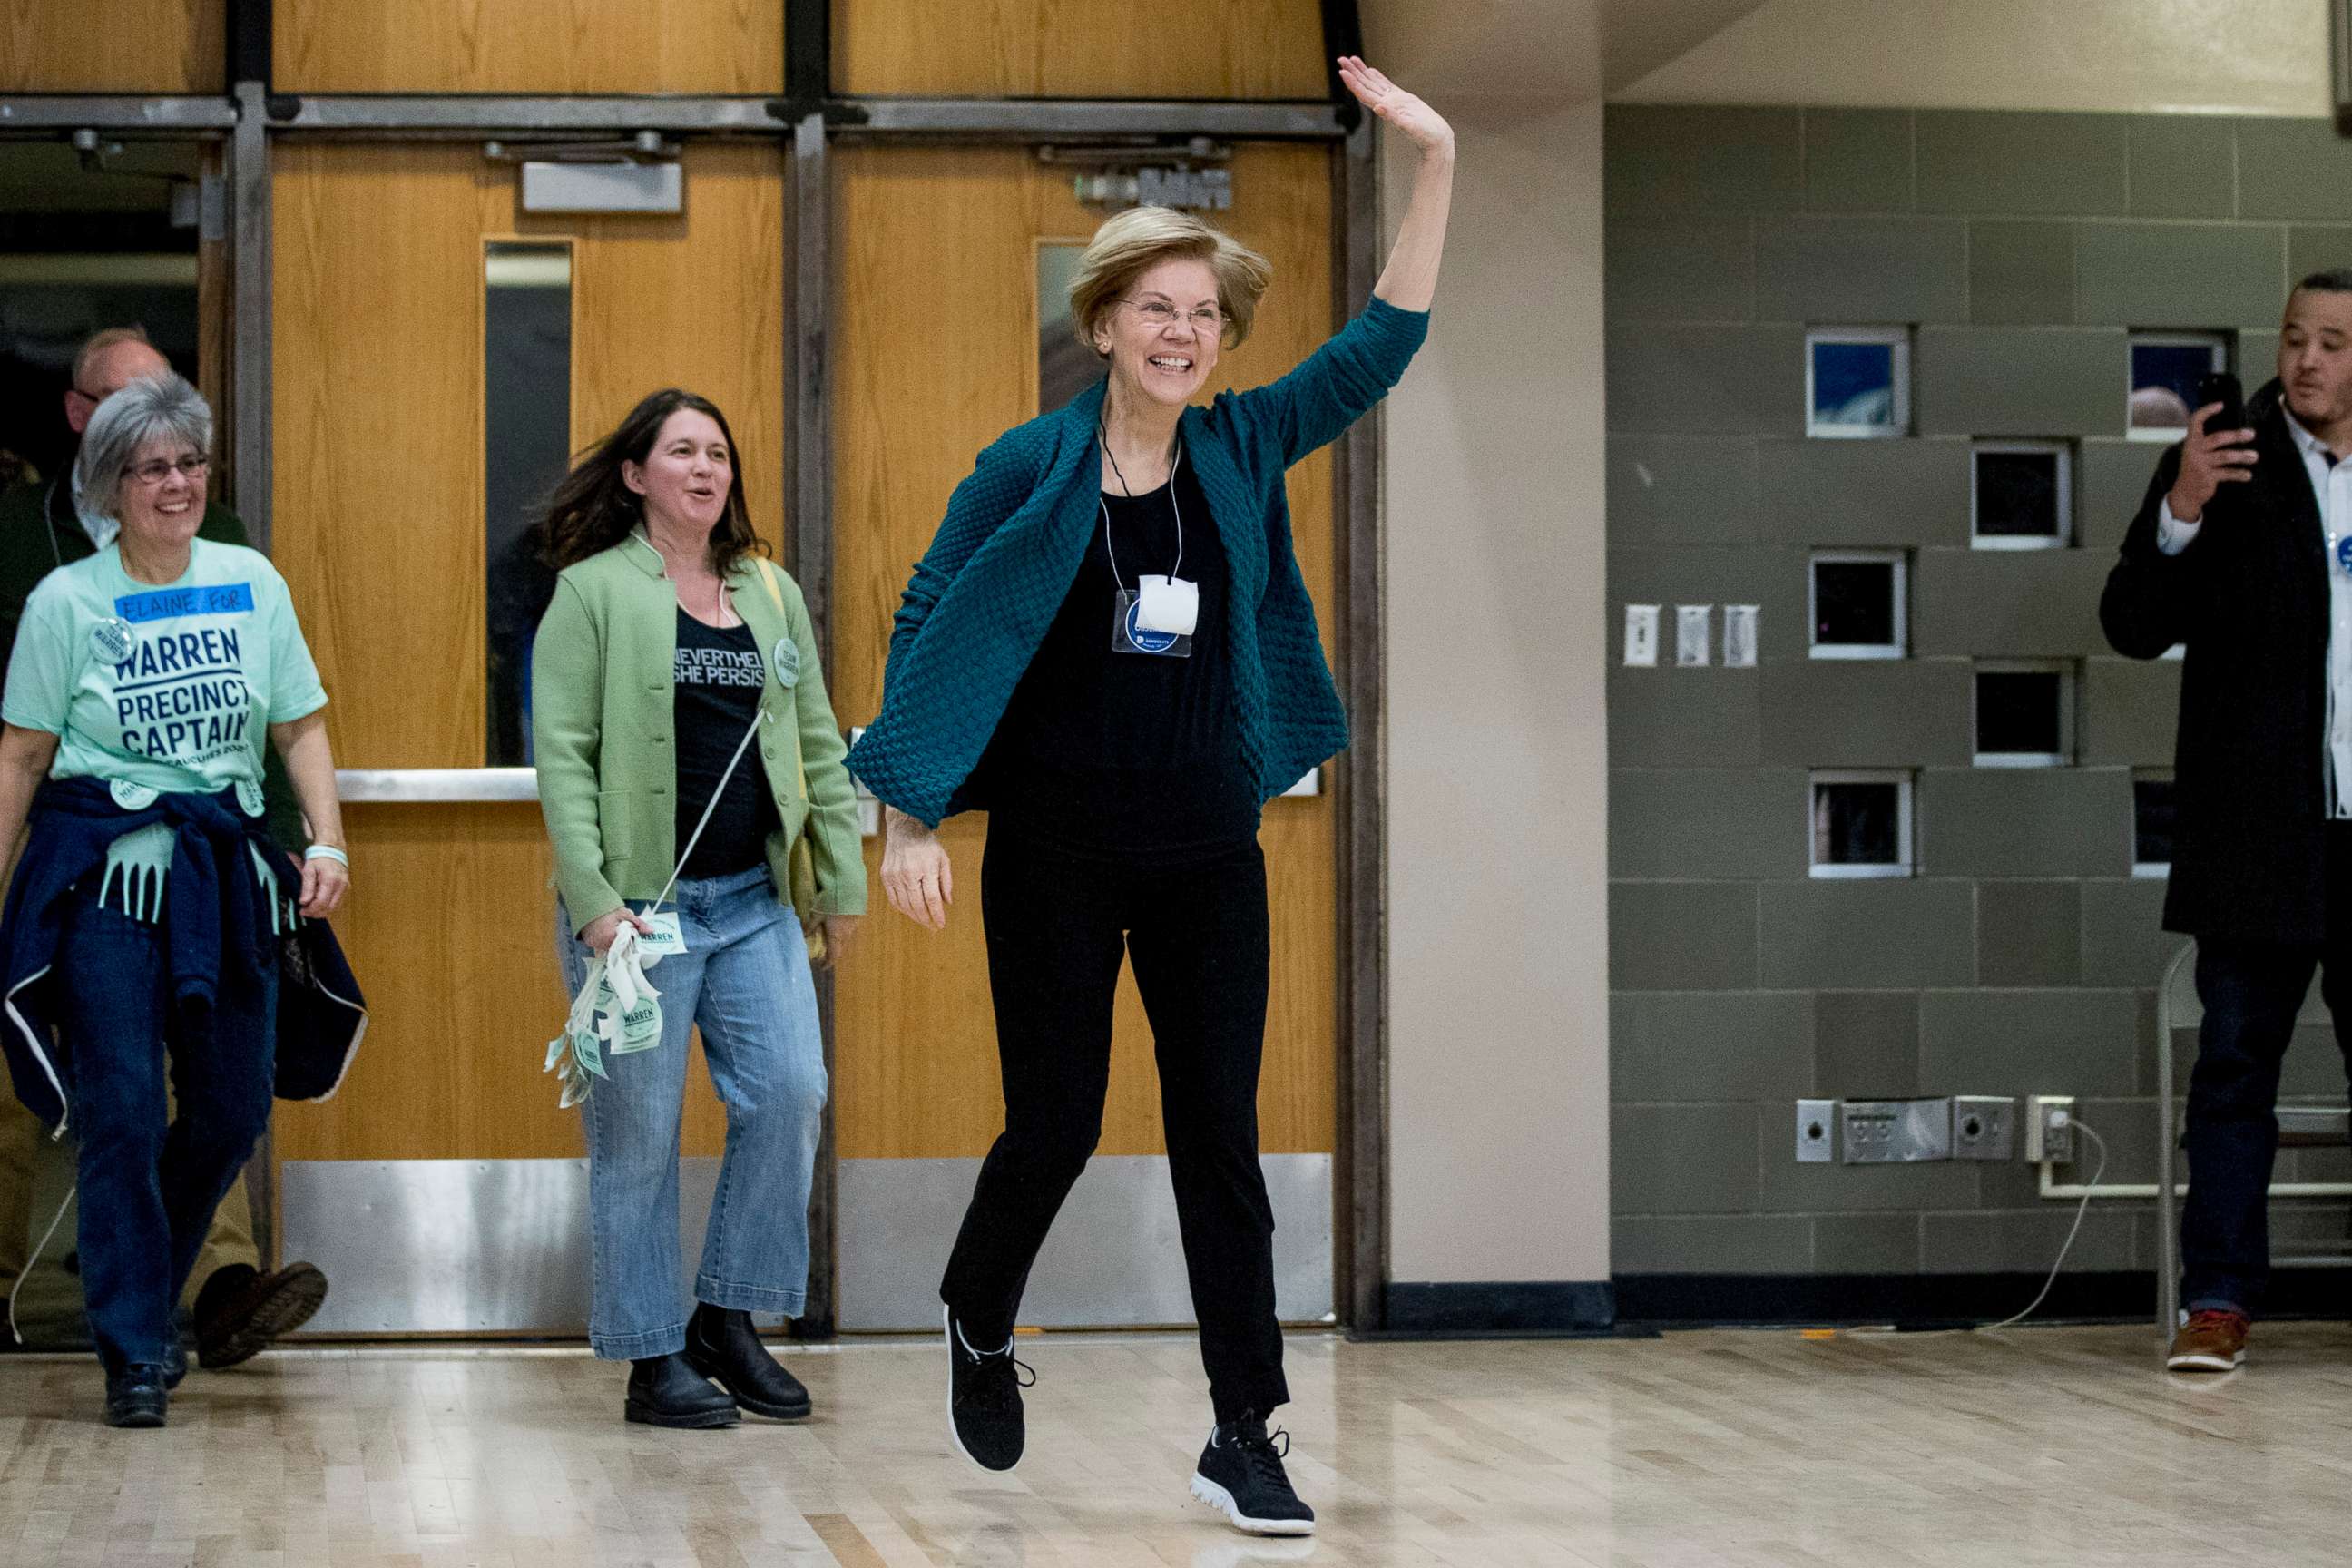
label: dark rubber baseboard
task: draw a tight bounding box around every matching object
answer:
[1377,1279,1616,1338]
[1613,1269,2352,1328]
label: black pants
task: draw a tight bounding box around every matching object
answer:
[2180,826,2352,1315]
[940,828,1287,1424]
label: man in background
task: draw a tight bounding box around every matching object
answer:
[2102,270,2352,1374]
[0,325,328,1369]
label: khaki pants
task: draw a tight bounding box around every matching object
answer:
[0,1084,260,1316]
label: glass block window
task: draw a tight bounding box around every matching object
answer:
[2128,333,2228,441]
[1811,771,1914,879]
[1974,662,2073,767]
[1809,551,1906,660]
[2134,774,2176,877]
[1972,441,2072,549]
[1807,328,1910,438]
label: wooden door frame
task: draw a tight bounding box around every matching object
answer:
[15,0,1389,1338]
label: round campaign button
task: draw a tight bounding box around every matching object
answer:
[90,618,134,663]
[771,637,799,688]
[235,779,267,818]
[2337,536,2352,575]
[619,995,663,1047]
[108,779,159,810]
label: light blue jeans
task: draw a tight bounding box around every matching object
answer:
[556,866,827,1359]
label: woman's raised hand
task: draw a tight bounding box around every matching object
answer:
[881,808,955,931]
[1338,57,1454,159]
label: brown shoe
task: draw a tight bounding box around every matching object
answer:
[2166,1308,2249,1372]
[193,1261,329,1369]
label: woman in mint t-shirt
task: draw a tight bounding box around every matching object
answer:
[0,374,348,1428]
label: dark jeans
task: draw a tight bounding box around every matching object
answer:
[940,828,1287,1425]
[2180,860,2352,1316]
[59,889,277,1371]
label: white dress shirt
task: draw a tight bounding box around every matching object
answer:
[2158,413,2352,817]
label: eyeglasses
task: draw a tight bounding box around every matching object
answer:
[122,454,210,485]
[1122,298,1224,334]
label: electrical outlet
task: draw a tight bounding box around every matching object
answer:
[1841,1098,1952,1163]
[2025,1095,2076,1163]
[1951,1095,2015,1161]
[1796,1099,1835,1163]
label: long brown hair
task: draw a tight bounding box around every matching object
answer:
[537,389,767,574]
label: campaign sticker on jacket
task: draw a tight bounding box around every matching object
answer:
[0,539,327,797]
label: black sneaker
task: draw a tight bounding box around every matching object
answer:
[944,1305,1033,1472]
[104,1365,169,1429]
[1190,1413,1315,1536]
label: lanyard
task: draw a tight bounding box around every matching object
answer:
[644,703,768,914]
[1098,425,1185,593]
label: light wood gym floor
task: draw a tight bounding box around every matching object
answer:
[2,1320,2347,1567]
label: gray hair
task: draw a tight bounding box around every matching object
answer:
[74,371,211,524]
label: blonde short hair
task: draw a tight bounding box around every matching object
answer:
[1069,206,1273,355]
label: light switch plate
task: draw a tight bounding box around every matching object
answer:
[1723,604,1759,668]
[1624,604,1659,667]
[1675,604,1712,667]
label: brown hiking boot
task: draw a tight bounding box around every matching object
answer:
[2166,1308,2249,1372]
[194,1261,329,1369]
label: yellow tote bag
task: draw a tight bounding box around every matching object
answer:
[753,559,826,965]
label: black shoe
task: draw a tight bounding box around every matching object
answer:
[193,1261,329,1369]
[683,1303,811,1420]
[944,1305,1032,1473]
[1191,1413,1315,1536]
[103,1365,169,1429]
[162,1337,187,1391]
[623,1352,740,1429]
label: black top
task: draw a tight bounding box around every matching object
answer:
[972,455,1258,858]
[672,608,779,879]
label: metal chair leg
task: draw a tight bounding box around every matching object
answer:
[2156,940,2193,1352]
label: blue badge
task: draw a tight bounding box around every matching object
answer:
[113,583,254,623]
[1121,597,1180,654]
[2337,536,2352,575]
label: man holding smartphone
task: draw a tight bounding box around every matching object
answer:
[2102,269,2352,1374]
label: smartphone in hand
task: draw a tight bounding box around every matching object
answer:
[2195,371,2248,443]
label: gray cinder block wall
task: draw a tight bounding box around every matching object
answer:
[1605,105,2352,1283]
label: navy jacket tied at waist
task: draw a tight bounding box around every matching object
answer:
[0,776,367,1132]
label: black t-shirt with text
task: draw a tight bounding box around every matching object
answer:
[672,608,779,880]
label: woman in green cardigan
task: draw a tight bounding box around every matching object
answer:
[532,389,864,1429]
[848,57,1452,1536]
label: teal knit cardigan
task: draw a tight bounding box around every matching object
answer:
[848,297,1429,827]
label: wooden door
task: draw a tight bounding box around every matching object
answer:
[830,144,1338,1328]
[267,141,787,1330]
